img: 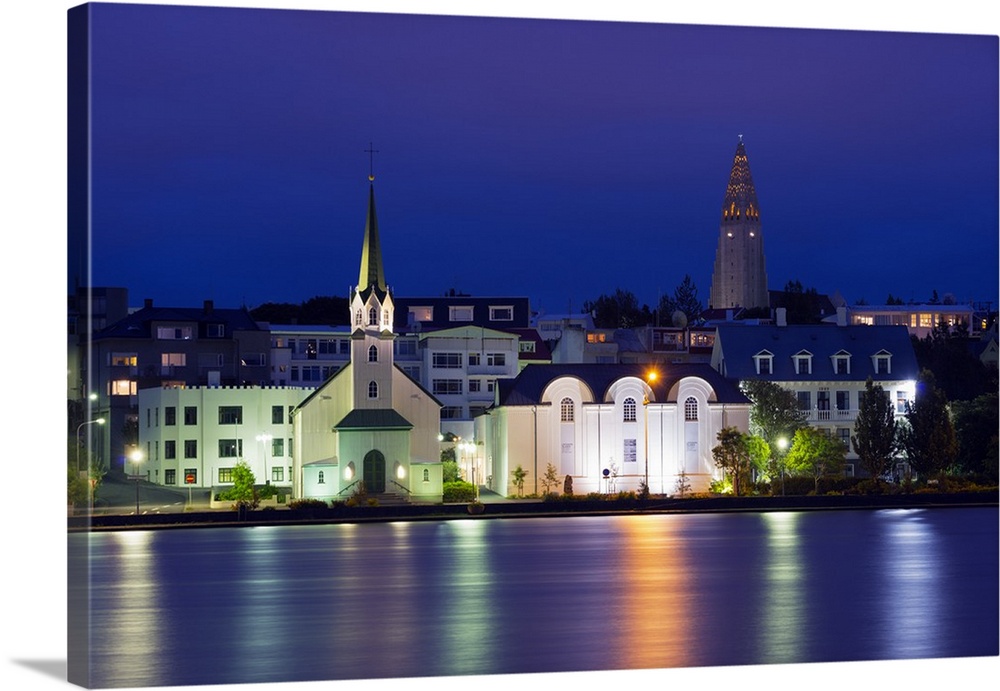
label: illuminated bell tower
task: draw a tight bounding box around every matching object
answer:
[709,137,769,311]
[349,173,396,409]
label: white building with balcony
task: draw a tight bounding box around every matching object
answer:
[421,325,521,439]
[710,322,920,475]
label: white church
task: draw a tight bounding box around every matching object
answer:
[475,363,751,496]
[291,179,444,503]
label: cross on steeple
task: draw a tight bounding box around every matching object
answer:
[365,142,379,181]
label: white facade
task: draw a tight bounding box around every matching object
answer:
[422,325,520,438]
[137,385,314,489]
[477,365,750,496]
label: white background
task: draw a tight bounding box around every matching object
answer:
[2,2,997,691]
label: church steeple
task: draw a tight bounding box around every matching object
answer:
[721,137,761,224]
[357,181,388,297]
[709,136,769,311]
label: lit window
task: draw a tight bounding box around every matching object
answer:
[218,468,234,483]
[110,353,137,366]
[162,353,186,367]
[109,379,136,396]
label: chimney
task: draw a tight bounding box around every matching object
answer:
[776,307,787,327]
[837,306,847,327]
[204,299,214,315]
[144,298,153,309]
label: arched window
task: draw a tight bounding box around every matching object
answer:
[560,397,574,423]
[368,381,378,399]
[368,306,378,326]
[318,470,325,484]
[623,397,637,422]
[685,397,698,421]
[355,309,362,326]
[422,468,429,482]
[368,345,378,362]
[383,309,390,325]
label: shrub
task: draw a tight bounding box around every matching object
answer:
[563,474,574,496]
[288,499,328,510]
[443,481,476,503]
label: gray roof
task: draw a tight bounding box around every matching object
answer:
[496,363,748,406]
[334,409,413,431]
[714,324,919,382]
[94,302,262,339]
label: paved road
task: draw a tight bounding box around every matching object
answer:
[90,475,213,515]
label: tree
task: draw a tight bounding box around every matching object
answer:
[674,470,692,497]
[785,426,847,493]
[898,372,958,479]
[745,434,772,481]
[511,464,528,497]
[911,320,997,402]
[67,438,89,508]
[583,288,652,329]
[712,427,752,497]
[220,460,259,510]
[779,279,824,324]
[851,378,898,480]
[440,447,460,483]
[657,274,704,326]
[250,295,350,326]
[540,463,560,494]
[741,380,807,443]
[951,392,999,479]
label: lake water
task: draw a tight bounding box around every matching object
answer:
[70,507,998,688]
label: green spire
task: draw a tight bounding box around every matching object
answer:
[357,182,387,294]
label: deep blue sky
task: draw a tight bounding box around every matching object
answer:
[82,3,998,315]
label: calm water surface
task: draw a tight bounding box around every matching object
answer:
[73,508,999,688]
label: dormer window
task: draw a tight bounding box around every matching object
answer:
[792,350,813,375]
[832,350,852,375]
[355,309,363,326]
[368,307,378,326]
[872,350,892,375]
[753,350,774,375]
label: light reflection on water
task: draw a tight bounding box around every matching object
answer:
[74,508,998,688]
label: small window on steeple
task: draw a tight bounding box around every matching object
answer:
[368,345,378,363]
[368,381,378,399]
[368,307,378,326]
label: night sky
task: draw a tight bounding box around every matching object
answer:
[81,3,998,316]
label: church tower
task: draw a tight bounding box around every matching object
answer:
[349,176,396,409]
[709,137,769,311]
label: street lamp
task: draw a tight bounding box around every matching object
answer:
[129,447,144,515]
[644,371,657,491]
[256,433,273,484]
[776,437,788,496]
[76,417,106,473]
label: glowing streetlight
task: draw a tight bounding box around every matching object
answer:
[776,437,788,495]
[76,417,106,473]
[643,371,658,490]
[129,447,144,515]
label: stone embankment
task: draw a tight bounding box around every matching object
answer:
[68,491,998,532]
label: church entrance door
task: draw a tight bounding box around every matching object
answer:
[363,450,386,493]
